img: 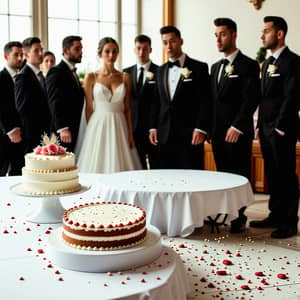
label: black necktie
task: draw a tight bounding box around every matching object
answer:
[268,56,275,64]
[218,58,229,87]
[137,67,144,91]
[38,71,46,91]
[168,60,180,68]
[72,67,81,86]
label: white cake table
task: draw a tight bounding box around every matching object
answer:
[0,175,190,300]
[95,170,254,237]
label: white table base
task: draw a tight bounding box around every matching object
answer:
[47,225,162,272]
[10,183,90,224]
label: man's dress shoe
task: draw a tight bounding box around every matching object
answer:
[230,216,247,233]
[249,217,278,228]
[271,226,298,239]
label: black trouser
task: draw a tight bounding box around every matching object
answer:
[260,130,299,226]
[212,135,253,219]
[158,139,204,170]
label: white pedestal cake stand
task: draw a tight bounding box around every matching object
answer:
[10,183,90,224]
[47,225,162,272]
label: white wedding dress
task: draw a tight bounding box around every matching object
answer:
[76,81,142,173]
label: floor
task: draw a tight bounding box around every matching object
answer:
[162,194,300,300]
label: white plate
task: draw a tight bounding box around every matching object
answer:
[47,225,162,272]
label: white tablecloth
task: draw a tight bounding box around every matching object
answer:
[0,175,190,300]
[95,170,254,237]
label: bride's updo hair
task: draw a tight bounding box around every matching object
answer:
[97,37,119,55]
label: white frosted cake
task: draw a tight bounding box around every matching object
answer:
[62,202,147,250]
[21,135,81,195]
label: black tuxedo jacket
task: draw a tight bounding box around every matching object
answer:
[123,62,158,135]
[258,47,300,137]
[210,51,260,138]
[0,68,21,134]
[15,64,51,151]
[46,60,84,150]
[150,55,210,144]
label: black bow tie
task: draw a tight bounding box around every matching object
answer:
[168,60,180,68]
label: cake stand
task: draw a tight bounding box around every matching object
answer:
[10,183,90,224]
[47,225,162,272]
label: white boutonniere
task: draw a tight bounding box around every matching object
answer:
[224,64,234,77]
[267,64,278,76]
[146,71,154,81]
[181,67,192,79]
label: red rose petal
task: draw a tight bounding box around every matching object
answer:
[240,285,250,290]
[255,271,264,276]
[216,271,227,275]
[208,283,215,288]
[19,276,24,281]
[37,249,44,254]
[222,259,232,265]
[140,278,146,283]
[277,273,287,279]
[178,244,186,248]
[235,275,243,280]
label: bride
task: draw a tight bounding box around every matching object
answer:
[76,37,142,173]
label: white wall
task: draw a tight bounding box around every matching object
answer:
[141,0,300,68]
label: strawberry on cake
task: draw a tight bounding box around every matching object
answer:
[21,134,81,195]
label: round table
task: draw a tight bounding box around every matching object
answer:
[95,169,254,237]
[0,175,190,300]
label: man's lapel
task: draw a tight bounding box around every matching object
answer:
[262,49,287,95]
[61,60,81,90]
[218,52,241,96]
[162,64,171,101]
[132,65,138,95]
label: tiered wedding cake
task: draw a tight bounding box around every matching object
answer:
[21,134,81,195]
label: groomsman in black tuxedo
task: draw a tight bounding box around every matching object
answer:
[15,37,51,153]
[149,26,210,169]
[0,41,24,175]
[46,36,84,152]
[123,34,158,169]
[250,16,300,238]
[210,18,261,233]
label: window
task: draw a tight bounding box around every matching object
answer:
[121,0,138,68]
[0,0,32,67]
[48,0,138,72]
[0,0,138,70]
